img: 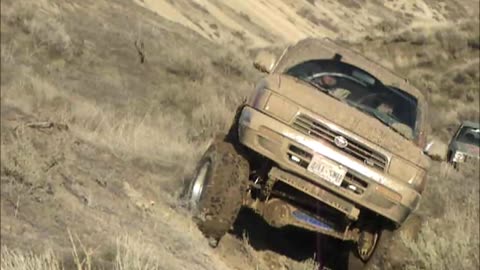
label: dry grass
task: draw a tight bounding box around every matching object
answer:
[114,236,163,270]
[0,0,257,269]
[340,19,479,270]
[1,41,16,65]
[1,0,479,269]
[1,0,73,58]
[1,234,200,270]
[354,19,480,142]
[290,259,320,270]
[0,127,45,186]
[0,0,256,171]
[400,162,480,270]
[1,247,61,270]
[0,65,240,177]
[239,232,320,270]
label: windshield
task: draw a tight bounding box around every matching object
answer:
[456,126,480,146]
[285,60,419,140]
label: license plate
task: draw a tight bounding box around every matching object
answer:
[307,155,347,186]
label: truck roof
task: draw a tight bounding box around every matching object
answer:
[273,38,426,104]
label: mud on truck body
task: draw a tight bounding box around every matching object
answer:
[182,38,441,269]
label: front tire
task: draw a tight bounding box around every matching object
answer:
[346,214,422,270]
[346,226,393,270]
[183,137,249,247]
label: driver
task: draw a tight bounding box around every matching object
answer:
[316,75,351,100]
[377,101,394,115]
[317,75,337,89]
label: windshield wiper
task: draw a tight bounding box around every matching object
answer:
[303,80,349,103]
[302,79,327,93]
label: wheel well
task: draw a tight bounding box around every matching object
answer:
[353,210,398,232]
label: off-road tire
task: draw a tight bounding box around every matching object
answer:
[447,151,460,171]
[346,214,422,270]
[453,161,460,171]
[346,229,394,270]
[183,136,249,247]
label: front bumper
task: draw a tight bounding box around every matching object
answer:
[451,151,480,163]
[238,106,421,225]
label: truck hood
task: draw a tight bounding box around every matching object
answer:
[266,74,430,169]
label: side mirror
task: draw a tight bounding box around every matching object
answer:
[423,139,448,161]
[253,50,276,74]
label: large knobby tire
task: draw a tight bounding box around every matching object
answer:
[447,151,461,171]
[346,228,394,270]
[183,137,249,247]
[453,161,461,171]
[346,215,422,270]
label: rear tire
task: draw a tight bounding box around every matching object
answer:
[183,136,249,247]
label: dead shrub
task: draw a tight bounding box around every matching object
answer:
[2,0,73,58]
[29,14,72,57]
[0,128,46,187]
[211,51,247,78]
[434,30,468,57]
[164,47,208,82]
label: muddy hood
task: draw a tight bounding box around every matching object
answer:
[266,75,429,169]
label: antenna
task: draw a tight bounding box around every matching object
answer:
[333,53,342,61]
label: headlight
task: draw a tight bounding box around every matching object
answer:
[389,157,426,193]
[265,94,298,123]
[453,151,466,163]
[248,83,270,109]
[411,169,427,194]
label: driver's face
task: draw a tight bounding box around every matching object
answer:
[377,103,394,114]
[321,75,337,87]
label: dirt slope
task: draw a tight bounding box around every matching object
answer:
[134,0,479,48]
[1,0,479,270]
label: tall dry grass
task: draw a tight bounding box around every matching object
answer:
[1,0,257,172]
[1,234,199,270]
[379,20,479,141]
[0,1,257,269]
[1,247,61,270]
[1,0,73,58]
[401,162,479,270]
[0,66,243,175]
[357,21,480,270]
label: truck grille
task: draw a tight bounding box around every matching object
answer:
[292,114,388,171]
[287,144,369,195]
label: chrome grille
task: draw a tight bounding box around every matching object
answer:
[287,144,369,195]
[292,114,388,171]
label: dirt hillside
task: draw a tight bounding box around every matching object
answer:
[134,0,479,48]
[1,0,479,270]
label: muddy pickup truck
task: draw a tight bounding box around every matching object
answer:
[182,38,442,269]
[447,120,480,170]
